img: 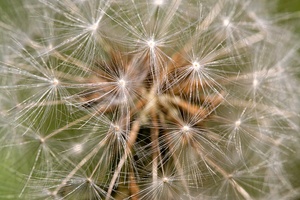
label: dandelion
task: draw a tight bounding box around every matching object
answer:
[0,0,300,200]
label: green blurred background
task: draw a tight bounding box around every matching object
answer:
[278,0,300,12]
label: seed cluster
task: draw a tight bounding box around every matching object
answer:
[0,0,300,200]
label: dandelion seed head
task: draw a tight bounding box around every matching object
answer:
[39,137,45,144]
[227,173,233,179]
[1,1,300,199]
[191,61,202,71]
[147,39,156,49]
[154,0,164,6]
[162,177,169,183]
[86,177,92,183]
[51,78,59,86]
[253,78,259,88]
[118,78,126,88]
[223,18,231,27]
[45,44,54,53]
[111,124,121,133]
[235,119,241,128]
[72,143,83,154]
[182,125,190,133]
[88,20,100,33]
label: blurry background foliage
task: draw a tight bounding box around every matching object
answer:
[277,0,300,12]
[276,0,300,194]
[277,0,300,34]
